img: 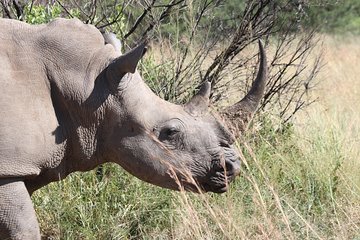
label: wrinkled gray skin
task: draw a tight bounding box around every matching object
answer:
[0,18,267,239]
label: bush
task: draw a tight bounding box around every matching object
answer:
[304,0,360,34]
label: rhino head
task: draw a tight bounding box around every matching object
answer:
[101,37,267,193]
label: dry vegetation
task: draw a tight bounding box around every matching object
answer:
[293,35,360,238]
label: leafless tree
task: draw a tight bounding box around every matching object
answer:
[1,0,28,19]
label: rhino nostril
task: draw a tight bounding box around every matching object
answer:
[225,159,241,176]
[219,141,230,148]
[225,161,233,174]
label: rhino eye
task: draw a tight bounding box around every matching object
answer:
[155,118,184,144]
[157,126,182,143]
[160,127,180,140]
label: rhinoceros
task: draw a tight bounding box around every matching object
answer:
[0,17,267,239]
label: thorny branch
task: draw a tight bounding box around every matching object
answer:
[140,0,186,39]
[123,0,155,40]
[1,0,27,19]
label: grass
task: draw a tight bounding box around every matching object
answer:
[33,35,360,239]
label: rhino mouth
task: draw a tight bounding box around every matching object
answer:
[201,170,238,193]
[167,146,240,193]
[182,174,233,194]
[179,181,228,193]
[180,163,239,194]
[201,182,229,193]
[199,147,240,193]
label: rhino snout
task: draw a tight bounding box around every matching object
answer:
[196,148,241,194]
[225,157,241,179]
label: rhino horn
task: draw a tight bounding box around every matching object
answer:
[184,81,211,116]
[223,40,267,133]
[106,41,147,91]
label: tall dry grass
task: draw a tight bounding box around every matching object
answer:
[294,35,360,238]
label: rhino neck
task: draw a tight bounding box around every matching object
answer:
[48,49,117,174]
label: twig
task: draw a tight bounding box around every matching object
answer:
[56,0,74,18]
[123,0,156,40]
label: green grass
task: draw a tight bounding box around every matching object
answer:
[33,165,176,239]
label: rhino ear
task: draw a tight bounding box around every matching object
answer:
[106,41,147,92]
[184,81,211,116]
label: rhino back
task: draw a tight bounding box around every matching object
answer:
[0,18,112,179]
